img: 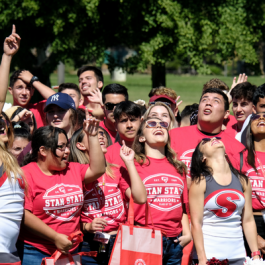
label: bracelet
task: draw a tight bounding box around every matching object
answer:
[17,114,21,120]
[251,251,261,257]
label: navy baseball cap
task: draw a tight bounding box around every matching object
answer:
[44,92,76,112]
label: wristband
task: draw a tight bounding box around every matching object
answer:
[251,251,261,257]
[30,76,39,86]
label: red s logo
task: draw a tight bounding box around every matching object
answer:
[210,191,240,218]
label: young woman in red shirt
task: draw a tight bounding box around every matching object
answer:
[17,116,106,265]
[239,112,265,257]
[123,117,191,265]
[68,123,147,265]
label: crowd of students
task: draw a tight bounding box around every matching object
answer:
[1,26,265,265]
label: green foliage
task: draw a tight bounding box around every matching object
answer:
[0,0,265,78]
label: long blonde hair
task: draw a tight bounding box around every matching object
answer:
[144,102,177,130]
[0,112,25,188]
[132,117,187,175]
[68,128,117,178]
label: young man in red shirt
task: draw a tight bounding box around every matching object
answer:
[169,88,244,188]
[105,101,141,168]
[229,82,256,135]
[77,66,104,111]
[8,70,56,128]
[99,83,129,143]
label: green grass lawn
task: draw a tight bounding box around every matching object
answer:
[6,73,265,111]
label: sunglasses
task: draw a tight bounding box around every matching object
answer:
[149,101,172,107]
[201,137,221,145]
[145,120,169,129]
[251,113,265,121]
[0,117,9,128]
[98,131,106,138]
[104,102,123,111]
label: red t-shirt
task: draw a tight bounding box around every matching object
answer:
[119,157,188,237]
[99,120,117,144]
[237,150,265,211]
[21,162,89,255]
[105,142,124,167]
[81,167,128,232]
[28,100,46,128]
[169,125,244,178]
[223,115,238,137]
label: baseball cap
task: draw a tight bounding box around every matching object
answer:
[149,95,176,105]
[44,92,76,112]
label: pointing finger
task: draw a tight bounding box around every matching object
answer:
[12,25,16,34]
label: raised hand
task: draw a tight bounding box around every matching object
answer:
[12,109,33,122]
[120,140,135,163]
[18,71,33,84]
[87,88,103,106]
[83,108,100,136]
[3,25,21,56]
[174,95,183,116]
[231,73,248,90]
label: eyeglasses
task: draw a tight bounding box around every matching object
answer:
[145,120,169,129]
[104,102,123,111]
[57,143,69,151]
[251,113,265,121]
[149,101,172,107]
[98,131,106,138]
[0,117,9,128]
[201,137,221,145]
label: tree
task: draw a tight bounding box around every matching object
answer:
[1,0,265,89]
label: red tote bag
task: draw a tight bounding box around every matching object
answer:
[109,196,163,265]
[41,231,97,265]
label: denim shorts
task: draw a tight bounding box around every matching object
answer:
[17,241,50,265]
[16,240,78,265]
[162,233,183,265]
[80,233,116,265]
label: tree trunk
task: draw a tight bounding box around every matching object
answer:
[151,63,166,88]
[29,48,52,104]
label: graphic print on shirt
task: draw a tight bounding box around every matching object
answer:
[43,183,84,221]
[179,149,194,177]
[205,189,245,219]
[143,174,184,211]
[83,183,125,223]
[246,167,265,207]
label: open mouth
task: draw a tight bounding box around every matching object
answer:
[211,140,220,146]
[99,141,106,146]
[203,109,212,115]
[62,156,68,162]
[0,126,6,135]
[258,121,265,127]
[153,130,164,136]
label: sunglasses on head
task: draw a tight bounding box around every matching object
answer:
[149,101,171,107]
[145,120,169,129]
[201,137,221,145]
[251,113,265,121]
[104,102,124,111]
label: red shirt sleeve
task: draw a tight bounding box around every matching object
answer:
[23,169,34,212]
[119,167,131,200]
[80,164,90,182]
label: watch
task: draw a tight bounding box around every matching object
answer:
[30,76,39,86]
